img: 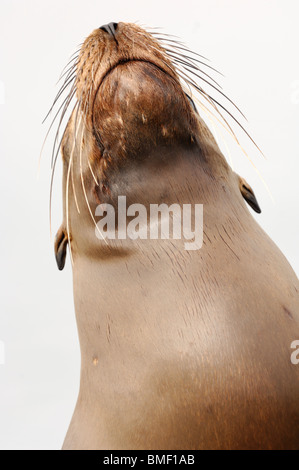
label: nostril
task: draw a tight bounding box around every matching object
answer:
[99,22,118,37]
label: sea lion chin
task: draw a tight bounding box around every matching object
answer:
[92,60,197,160]
[48,22,299,450]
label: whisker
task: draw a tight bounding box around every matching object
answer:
[49,101,78,237]
[43,72,76,124]
[194,93,271,197]
[51,85,77,167]
[172,58,247,120]
[177,66,263,155]
[58,51,80,79]
[39,92,74,174]
[56,61,78,86]
[125,31,178,78]
[88,159,99,185]
[151,34,210,61]
[40,74,77,174]
[71,151,81,215]
[177,69,242,145]
[65,139,75,267]
[149,31,195,46]
[162,46,224,76]
[79,114,108,245]
[167,53,222,88]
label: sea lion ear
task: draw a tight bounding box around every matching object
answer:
[54,225,68,270]
[238,176,262,214]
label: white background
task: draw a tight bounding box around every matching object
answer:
[0,0,298,450]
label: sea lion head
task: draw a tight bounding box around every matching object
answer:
[64,22,200,169]
[51,22,261,269]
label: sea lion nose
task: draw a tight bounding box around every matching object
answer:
[99,22,118,38]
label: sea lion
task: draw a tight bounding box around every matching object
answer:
[49,22,299,449]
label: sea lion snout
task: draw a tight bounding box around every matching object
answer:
[99,22,118,38]
[68,22,200,180]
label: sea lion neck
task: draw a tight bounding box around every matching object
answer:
[61,123,236,264]
[102,143,229,210]
[65,144,242,278]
